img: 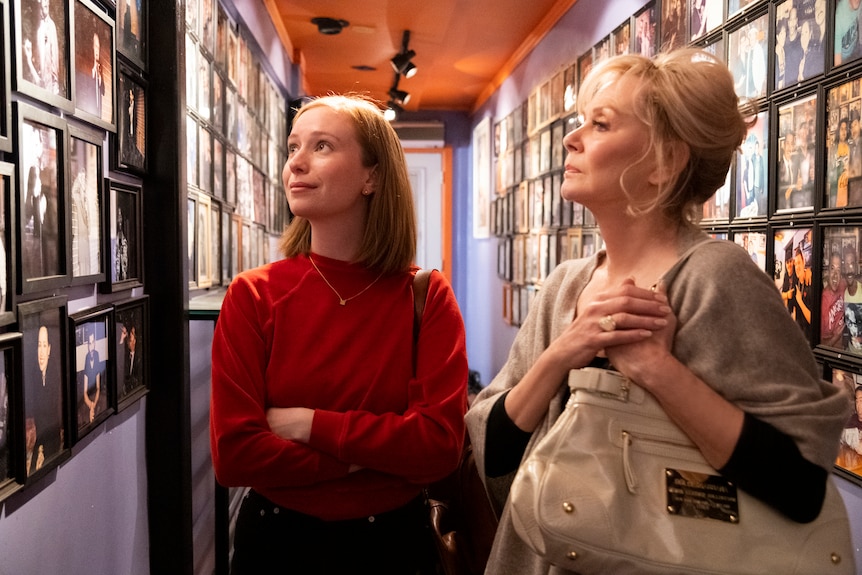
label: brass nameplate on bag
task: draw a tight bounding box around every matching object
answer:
[665,469,739,523]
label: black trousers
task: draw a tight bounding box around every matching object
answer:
[231,490,440,575]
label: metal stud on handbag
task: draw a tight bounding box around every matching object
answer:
[509,367,855,575]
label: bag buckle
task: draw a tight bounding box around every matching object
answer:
[568,367,630,401]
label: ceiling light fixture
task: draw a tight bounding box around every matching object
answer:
[388,88,410,105]
[311,17,349,35]
[390,30,417,78]
[384,101,402,122]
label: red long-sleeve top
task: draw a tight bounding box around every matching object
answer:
[210,253,468,520]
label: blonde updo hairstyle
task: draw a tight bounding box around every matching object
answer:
[279,94,417,274]
[577,48,755,225]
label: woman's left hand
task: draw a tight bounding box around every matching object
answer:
[266,407,314,443]
[605,279,677,389]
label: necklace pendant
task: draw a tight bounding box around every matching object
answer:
[339,299,347,306]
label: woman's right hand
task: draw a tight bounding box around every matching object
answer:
[504,278,670,432]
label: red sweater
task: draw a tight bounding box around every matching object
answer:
[210,253,469,520]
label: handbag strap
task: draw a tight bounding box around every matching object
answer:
[567,367,646,403]
[412,269,433,369]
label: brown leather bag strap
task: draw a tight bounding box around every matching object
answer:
[413,269,433,338]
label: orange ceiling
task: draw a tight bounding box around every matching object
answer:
[263,0,577,113]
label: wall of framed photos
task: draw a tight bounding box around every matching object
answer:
[0,0,292,567]
[488,0,862,502]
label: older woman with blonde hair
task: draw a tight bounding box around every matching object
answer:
[466,48,849,574]
[211,94,468,574]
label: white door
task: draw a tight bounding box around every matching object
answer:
[406,151,443,270]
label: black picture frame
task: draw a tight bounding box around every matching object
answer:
[0,331,23,501]
[634,1,657,58]
[70,0,115,131]
[17,295,69,485]
[773,226,814,345]
[112,64,146,174]
[102,179,142,292]
[113,295,147,411]
[775,93,817,213]
[13,0,73,111]
[660,0,686,52]
[0,161,17,327]
[825,76,862,209]
[822,361,862,484]
[734,110,769,219]
[821,225,862,353]
[774,0,825,92]
[727,12,769,101]
[833,0,862,69]
[68,123,104,285]
[14,102,71,295]
[68,303,112,443]
[116,0,146,70]
[0,0,11,152]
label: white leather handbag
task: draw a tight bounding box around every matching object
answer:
[509,367,855,575]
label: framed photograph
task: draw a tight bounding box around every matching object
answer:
[220,205,231,284]
[728,0,762,19]
[230,212,240,276]
[728,13,768,101]
[773,227,813,344]
[735,111,769,218]
[199,125,211,194]
[210,200,220,286]
[774,0,824,91]
[196,191,211,287]
[197,53,210,122]
[732,230,767,271]
[18,295,69,484]
[821,226,862,353]
[14,0,72,110]
[577,50,593,87]
[116,0,146,70]
[0,162,16,328]
[472,116,491,239]
[834,0,862,68]
[690,0,722,42]
[187,195,196,286]
[825,364,862,483]
[0,332,22,501]
[113,65,146,173]
[186,113,197,187]
[14,102,70,294]
[68,304,112,443]
[0,0,11,152]
[68,124,103,285]
[826,76,862,208]
[212,135,223,200]
[612,19,631,56]
[660,0,686,51]
[103,179,142,292]
[776,94,816,212]
[634,2,656,58]
[71,0,114,131]
[113,295,148,410]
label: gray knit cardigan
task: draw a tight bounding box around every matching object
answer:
[465,236,849,575]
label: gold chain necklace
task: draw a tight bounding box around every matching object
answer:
[309,255,383,306]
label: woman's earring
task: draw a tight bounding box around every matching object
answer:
[363,188,372,196]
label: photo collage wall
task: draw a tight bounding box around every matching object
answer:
[0,0,154,503]
[488,0,862,484]
[184,0,288,291]
[0,0,290,503]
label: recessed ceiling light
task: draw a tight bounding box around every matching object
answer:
[310,17,349,35]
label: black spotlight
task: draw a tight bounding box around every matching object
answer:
[390,50,416,77]
[388,88,410,105]
[311,17,349,35]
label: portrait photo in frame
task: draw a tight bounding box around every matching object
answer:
[102,179,142,292]
[690,0,722,43]
[825,362,862,483]
[68,124,104,285]
[826,76,862,208]
[0,331,22,502]
[18,295,68,484]
[0,161,16,327]
[660,0,686,52]
[634,2,656,58]
[14,102,70,294]
[113,65,146,173]
[728,13,769,101]
[14,0,72,110]
[0,0,11,153]
[774,0,824,91]
[822,226,862,353]
[116,0,146,70]
[68,303,112,443]
[71,0,114,131]
[773,226,814,345]
[776,93,817,212]
[113,295,148,411]
[735,111,769,218]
